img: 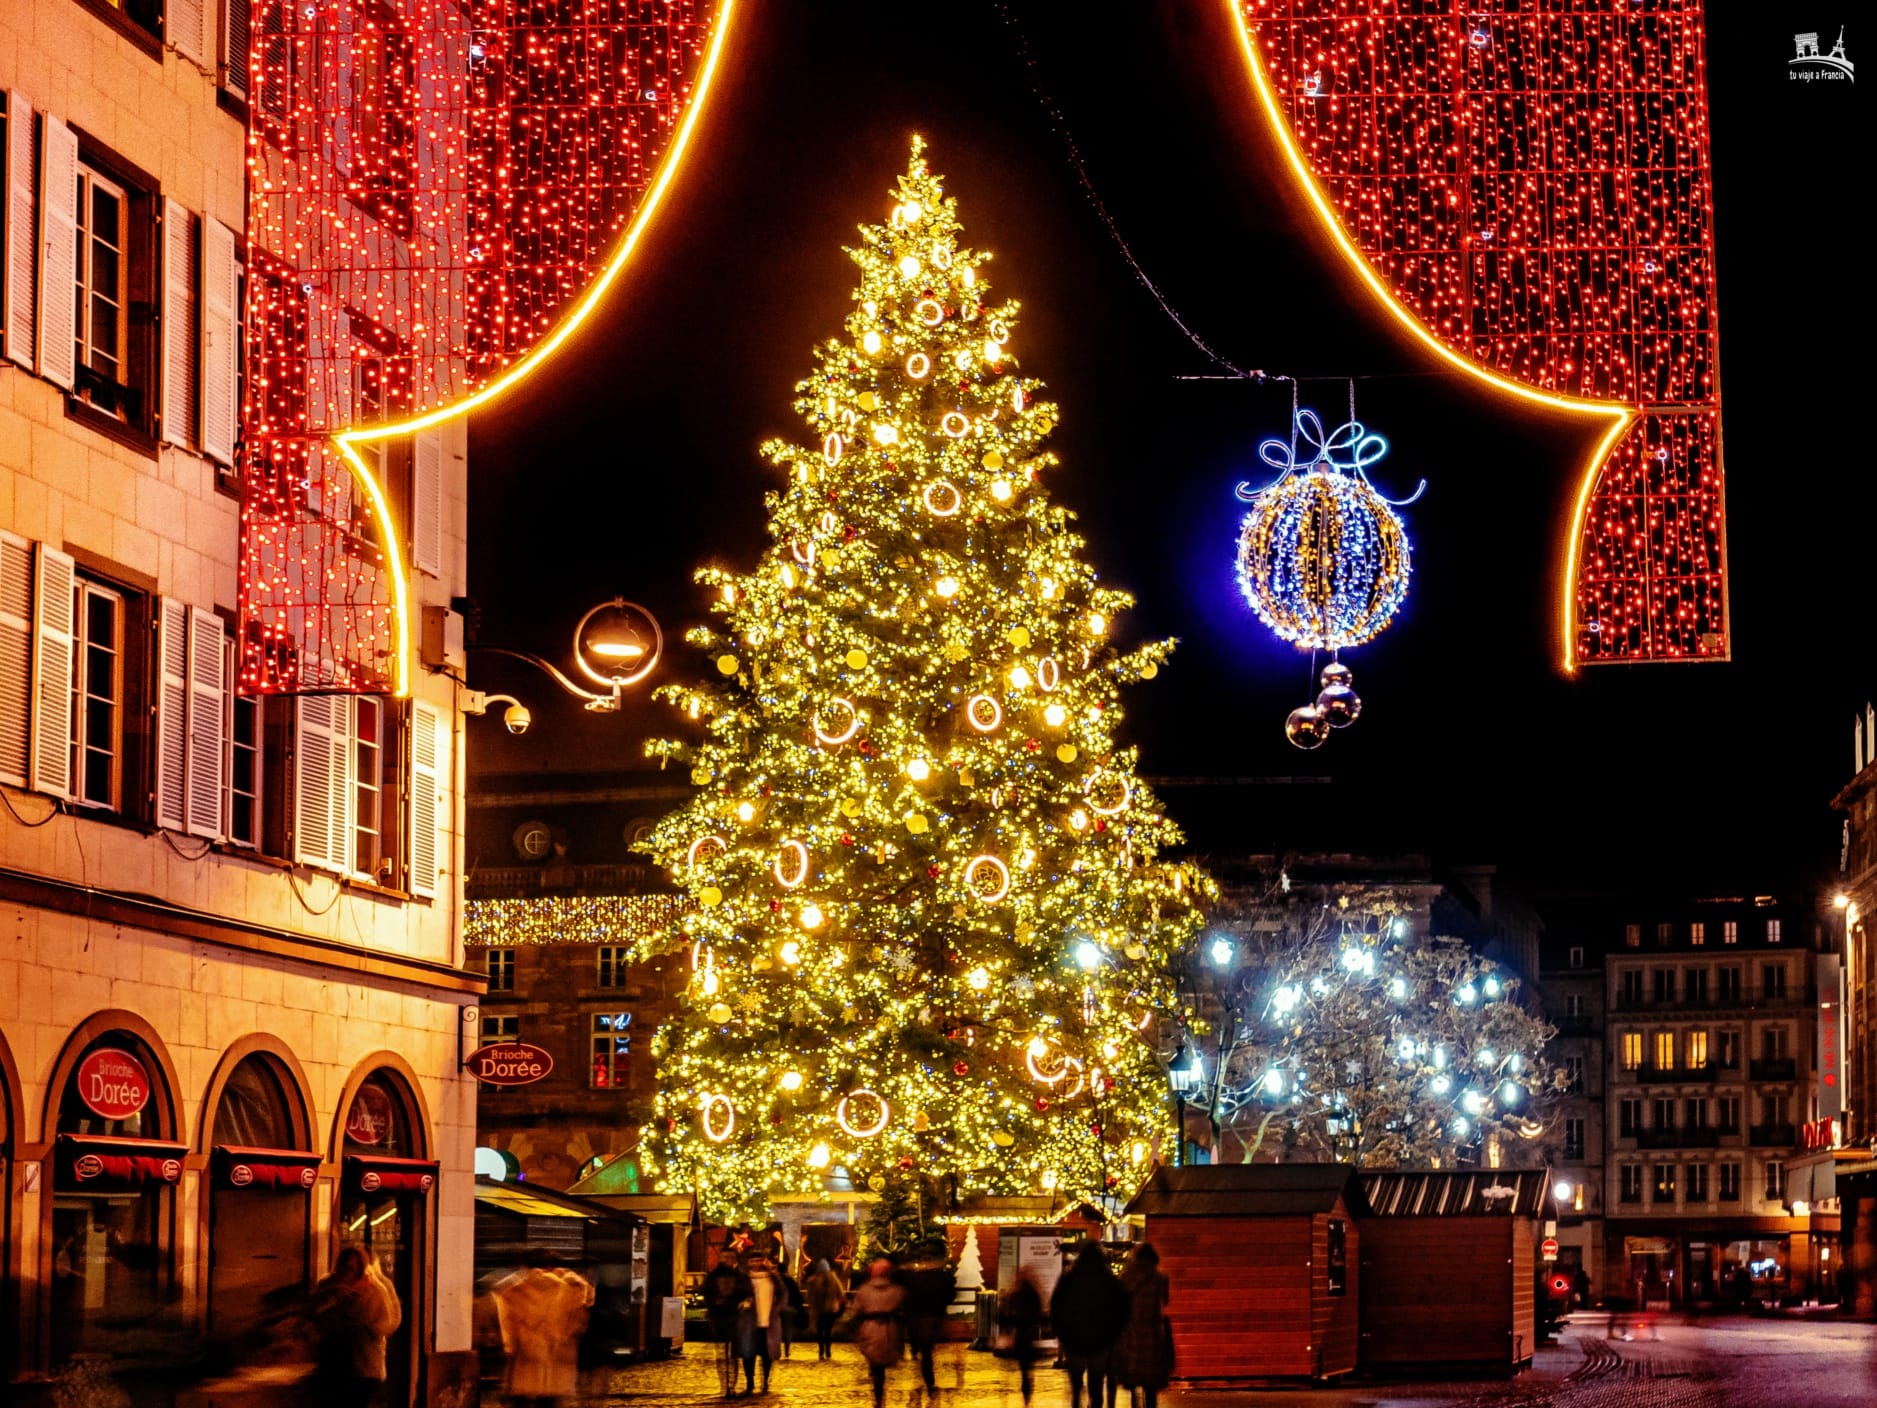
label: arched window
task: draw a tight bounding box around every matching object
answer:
[206,1051,315,1342]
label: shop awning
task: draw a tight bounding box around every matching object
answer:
[344,1154,438,1195]
[55,1135,188,1191]
[212,1145,321,1190]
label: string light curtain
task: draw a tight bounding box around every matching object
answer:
[239,0,722,693]
[1233,1,1725,669]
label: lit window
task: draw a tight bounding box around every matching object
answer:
[1654,1031,1675,1070]
[1690,922,1706,946]
[70,579,123,809]
[1723,921,1738,945]
[597,945,630,989]
[1625,924,1641,948]
[1766,919,1782,945]
[480,1014,518,1046]
[1620,1032,1643,1071]
[1686,1030,1709,1069]
[1654,1164,1676,1202]
[485,948,515,992]
[1573,1184,1585,1212]
[591,1013,632,1089]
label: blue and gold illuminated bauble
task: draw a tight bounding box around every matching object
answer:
[1235,411,1421,652]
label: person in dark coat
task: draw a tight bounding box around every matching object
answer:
[996,1267,1046,1407]
[1053,1241,1128,1408]
[802,1258,847,1359]
[851,1257,907,1408]
[896,1238,957,1392]
[701,1255,753,1397]
[1114,1243,1173,1408]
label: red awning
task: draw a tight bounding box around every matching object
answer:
[56,1135,188,1191]
[212,1145,321,1191]
[344,1155,438,1195]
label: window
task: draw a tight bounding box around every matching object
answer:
[351,2,418,238]
[1761,1094,1791,1132]
[1718,965,1742,1001]
[1766,919,1782,945]
[1564,1056,1584,1093]
[597,945,630,989]
[1620,1032,1643,1071]
[1723,921,1738,945]
[1765,1160,1785,1202]
[1691,922,1706,946]
[1686,968,1710,1004]
[1573,1184,1585,1212]
[1654,1164,1677,1202]
[1566,994,1586,1018]
[1720,1162,1741,1200]
[1326,1218,1347,1294]
[1652,1098,1676,1132]
[1620,1098,1642,1137]
[480,1014,517,1046]
[226,658,262,847]
[1762,964,1787,1000]
[1569,946,1585,969]
[1718,1031,1740,1068]
[1620,970,1644,1005]
[1565,1118,1585,1160]
[1686,1097,1708,1129]
[1625,923,1641,948]
[1653,969,1675,1002]
[1654,1031,1676,1071]
[70,578,124,809]
[1687,1163,1709,1201]
[484,948,515,993]
[591,1013,632,1089]
[1657,922,1674,945]
[1621,1165,1643,1202]
[56,137,159,445]
[353,696,385,881]
[74,164,127,392]
[1719,1096,1741,1133]
[73,0,162,48]
[1687,1030,1709,1069]
[1763,1026,1789,1062]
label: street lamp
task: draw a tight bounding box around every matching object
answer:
[1169,1043,1203,1168]
[468,597,663,718]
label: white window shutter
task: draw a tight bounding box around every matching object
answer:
[35,114,76,391]
[408,698,442,898]
[170,0,207,67]
[153,597,190,831]
[4,92,35,369]
[222,0,252,100]
[0,529,31,786]
[161,199,198,449]
[293,693,351,872]
[29,544,74,797]
[186,608,227,839]
[412,429,443,576]
[200,219,238,468]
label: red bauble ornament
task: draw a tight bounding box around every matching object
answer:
[858,740,873,756]
[1025,738,1041,752]
[1094,819,1107,832]
[897,1155,915,1170]
[953,1060,970,1076]
[927,865,941,879]
[1034,1096,1050,1112]
[769,899,782,912]
[841,833,855,846]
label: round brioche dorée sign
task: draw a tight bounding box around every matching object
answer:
[76,1048,151,1121]
[230,1164,255,1187]
[464,1042,555,1087]
[345,1083,394,1147]
[74,1154,105,1181]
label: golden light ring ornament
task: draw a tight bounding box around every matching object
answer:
[1234,410,1420,651]
[686,834,727,869]
[774,839,810,889]
[963,854,1010,903]
[922,481,963,518]
[1083,770,1132,817]
[965,694,1003,732]
[939,411,971,438]
[700,1093,736,1142]
[916,298,945,326]
[906,352,931,380]
[1036,657,1060,692]
[822,432,844,466]
[812,698,861,746]
[837,1088,890,1138]
[1025,1037,1071,1085]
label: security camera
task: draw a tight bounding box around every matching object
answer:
[503,702,532,736]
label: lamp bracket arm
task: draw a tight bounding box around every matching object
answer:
[473,647,616,709]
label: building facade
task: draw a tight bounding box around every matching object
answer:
[1827,704,1877,1313]
[1,1,477,1400]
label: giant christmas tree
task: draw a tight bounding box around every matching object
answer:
[641,140,1211,1222]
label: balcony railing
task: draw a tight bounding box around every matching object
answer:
[1627,1063,1719,1085]
[1610,984,1814,1014]
[1636,1128,1682,1149]
[1749,1058,1798,1083]
[1749,1123,1797,1147]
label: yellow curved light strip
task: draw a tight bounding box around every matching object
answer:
[324,0,736,696]
[336,440,414,698]
[1224,3,1631,673]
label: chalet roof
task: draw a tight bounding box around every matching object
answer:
[1359,1168,1551,1218]
[1125,1163,1369,1218]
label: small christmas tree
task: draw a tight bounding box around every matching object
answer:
[642,139,1211,1223]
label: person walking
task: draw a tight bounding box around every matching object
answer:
[310,1246,403,1407]
[740,1248,786,1394]
[701,1253,753,1396]
[850,1256,906,1408]
[802,1257,847,1360]
[996,1266,1046,1407]
[897,1237,957,1392]
[1053,1242,1128,1408]
[778,1263,805,1359]
[493,1251,594,1408]
[1114,1243,1173,1408]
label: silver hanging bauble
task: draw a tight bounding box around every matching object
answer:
[1316,683,1362,727]
[1285,704,1330,750]
[1319,661,1353,690]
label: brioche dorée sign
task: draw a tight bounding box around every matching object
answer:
[345,1083,395,1146]
[464,1042,554,1087]
[76,1049,151,1121]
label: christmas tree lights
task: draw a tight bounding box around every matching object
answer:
[638,141,1213,1222]
[1231,2,1726,670]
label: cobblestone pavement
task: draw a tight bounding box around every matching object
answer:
[581,1315,1877,1408]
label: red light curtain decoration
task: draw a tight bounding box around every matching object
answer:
[239,0,728,694]
[1231,2,1725,669]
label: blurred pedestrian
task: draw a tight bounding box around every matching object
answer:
[851,1256,906,1408]
[702,1253,753,1396]
[740,1247,786,1394]
[898,1237,957,1392]
[1053,1242,1127,1408]
[996,1266,1046,1407]
[1114,1243,1173,1408]
[493,1250,594,1408]
[803,1257,847,1359]
[310,1247,402,1407]
[779,1263,805,1358]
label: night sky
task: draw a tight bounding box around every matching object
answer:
[465,3,1869,900]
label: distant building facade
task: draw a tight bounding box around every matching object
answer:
[1826,704,1877,1313]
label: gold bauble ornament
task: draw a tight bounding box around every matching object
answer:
[846,648,869,669]
[905,813,929,834]
[1056,744,1078,763]
[717,655,739,675]
[690,767,712,785]
[983,450,1004,470]
[1007,626,1031,647]
[857,391,879,411]
[841,798,863,817]
[992,1131,1015,1148]
[707,1003,734,1023]
[699,886,723,907]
